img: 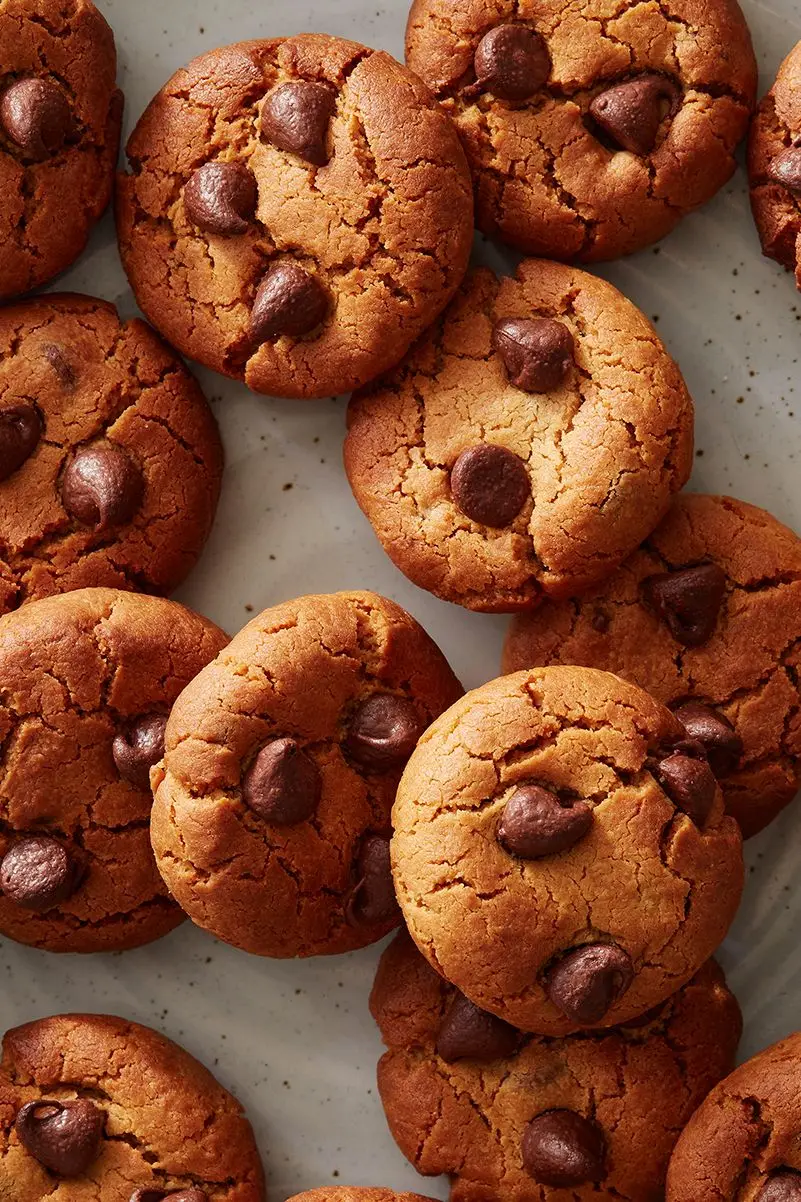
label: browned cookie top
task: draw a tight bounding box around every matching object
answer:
[289,1192,438,1202]
[345,259,694,613]
[116,34,474,400]
[0,588,228,953]
[749,40,801,287]
[0,0,122,300]
[371,931,742,1202]
[406,0,756,261]
[0,1013,265,1200]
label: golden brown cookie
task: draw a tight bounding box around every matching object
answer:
[749,40,801,287]
[289,1192,437,1202]
[0,0,122,300]
[345,259,694,613]
[116,34,474,400]
[151,591,463,958]
[503,494,801,839]
[0,1012,265,1200]
[0,588,228,953]
[372,931,742,1202]
[406,0,756,261]
[391,665,743,1035]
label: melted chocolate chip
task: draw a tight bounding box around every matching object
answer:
[436,992,521,1062]
[522,1110,607,1187]
[113,715,168,791]
[242,737,321,825]
[641,563,726,646]
[43,343,77,389]
[757,1171,801,1202]
[655,749,717,827]
[61,444,144,531]
[345,694,425,771]
[0,836,83,911]
[184,160,258,235]
[130,1191,208,1202]
[16,1099,105,1176]
[261,81,336,165]
[493,317,574,392]
[589,74,680,156]
[590,608,610,633]
[0,404,42,482]
[545,943,634,1025]
[346,833,398,925]
[0,77,73,159]
[672,701,742,777]
[768,148,801,194]
[250,262,328,344]
[472,24,551,101]
[450,443,530,527]
[497,785,592,859]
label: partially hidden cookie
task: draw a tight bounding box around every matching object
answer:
[0,588,228,953]
[0,0,122,300]
[0,1013,265,1199]
[749,40,801,286]
[289,1191,437,1202]
[406,0,756,261]
[345,259,694,613]
[666,1031,801,1202]
[372,931,742,1202]
[0,295,223,613]
[391,666,743,1035]
[503,494,801,839]
[117,34,474,400]
[150,591,463,957]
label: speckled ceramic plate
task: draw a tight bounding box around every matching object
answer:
[3,0,801,1197]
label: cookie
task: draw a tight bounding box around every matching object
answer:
[345,259,694,613]
[666,1031,801,1202]
[116,34,474,400]
[150,590,463,958]
[0,294,223,613]
[0,0,122,300]
[749,40,801,286]
[503,494,801,839]
[0,587,228,953]
[371,931,742,1202]
[391,665,743,1035]
[405,0,756,261]
[0,1012,265,1199]
[289,1192,436,1202]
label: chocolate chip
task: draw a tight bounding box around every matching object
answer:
[61,444,144,531]
[43,344,77,389]
[242,737,321,825]
[436,992,521,1062]
[768,148,801,194]
[113,715,168,791]
[250,262,328,344]
[345,694,425,772]
[672,701,742,777]
[0,404,42,482]
[591,608,610,633]
[472,24,551,101]
[130,1191,208,1202]
[757,1172,801,1202]
[588,74,680,156]
[522,1110,607,1187]
[16,1099,105,1177]
[655,749,717,827]
[184,161,258,235]
[0,836,83,911]
[261,80,336,166]
[450,444,530,527]
[641,563,726,646]
[346,833,398,925]
[545,943,634,1025]
[493,317,574,393]
[0,77,73,159]
[497,785,593,859]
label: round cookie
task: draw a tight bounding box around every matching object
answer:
[391,665,743,1035]
[503,494,801,839]
[0,1012,265,1199]
[116,34,474,400]
[0,0,122,300]
[749,40,801,286]
[150,590,463,958]
[666,1032,801,1202]
[372,931,742,1202]
[345,259,694,613]
[290,1192,437,1202]
[0,587,228,953]
[405,0,756,261]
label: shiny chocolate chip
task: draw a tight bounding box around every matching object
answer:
[345,694,424,772]
[113,715,168,791]
[0,404,42,482]
[472,24,551,101]
[450,443,530,527]
[346,834,398,925]
[672,701,742,777]
[655,749,717,827]
[0,77,73,159]
[61,443,144,531]
[641,563,726,646]
[242,737,321,825]
[184,161,258,235]
[757,1171,801,1202]
[493,317,574,392]
[436,992,521,1062]
[589,74,680,155]
[250,262,328,344]
[545,943,634,1025]
[16,1099,105,1176]
[523,1109,607,1187]
[0,836,83,911]
[130,1190,208,1202]
[261,81,336,166]
[768,148,801,194]
[497,785,593,859]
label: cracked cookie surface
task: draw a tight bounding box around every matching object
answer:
[0,1012,265,1200]
[116,33,474,400]
[372,931,741,1202]
[391,665,743,1035]
[151,590,463,958]
[749,40,801,286]
[290,1191,438,1202]
[405,0,756,261]
[0,0,122,300]
[0,587,228,953]
[503,494,801,838]
[345,259,694,613]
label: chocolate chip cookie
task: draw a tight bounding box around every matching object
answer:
[371,931,742,1202]
[345,259,694,613]
[503,494,801,839]
[748,40,801,287]
[0,587,228,953]
[0,1012,265,1199]
[0,0,123,300]
[666,1031,801,1202]
[406,0,756,260]
[150,591,463,958]
[117,34,474,400]
[0,295,223,613]
[392,665,743,1035]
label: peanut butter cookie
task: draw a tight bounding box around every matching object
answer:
[749,40,801,289]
